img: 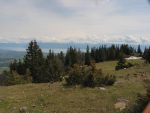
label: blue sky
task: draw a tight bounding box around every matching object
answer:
[0,0,150,43]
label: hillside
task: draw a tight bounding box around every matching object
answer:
[0,60,148,113]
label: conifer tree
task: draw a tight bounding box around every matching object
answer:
[85,45,91,65]
[24,40,45,82]
[65,47,78,67]
[115,52,126,70]
[137,45,142,56]
[45,50,64,82]
[16,59,26,75]
[10,59,17,73]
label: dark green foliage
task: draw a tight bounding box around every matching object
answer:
[8,40,66,84]
[127,62,134,68]
[65,64,116,87]
[58,51,65,64]
[0,71,31,86]
[137,45,142,56]
[101,75,116,86]
[45,50,64,82]
[120,44,135,55]
[143,48,148,59]
[65,65,83,86]
[7,40,139,85]
[85,46,91,65]
[115,53,133,70]
[10,59,26,75]
[94,69,116,86]
[10,59,17,72]
[16,59,26,75]
[115,54,127,70]
[65,47,78,67]
[24,40,45,83]
[115,61,126,70]
[143,47,150,63]
[90,44,136,63]
[82,73,95,87]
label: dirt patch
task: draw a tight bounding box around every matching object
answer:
[115,99,129,111]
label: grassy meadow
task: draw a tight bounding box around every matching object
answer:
[0,59,149,113]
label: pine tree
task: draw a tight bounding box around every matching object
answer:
[10,59,18,73]
[45,50,64,82]
[115,52,126,70]
[137,45,142,56]
[85,45,91,65]
[16,59,26,75]
[143,48,148,59]
[24,40,45,83]
[65,47,78,67]
[58,51,65,64]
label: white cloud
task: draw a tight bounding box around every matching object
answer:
[0,0,150,43]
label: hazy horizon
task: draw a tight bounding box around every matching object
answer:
[0,42,149,53]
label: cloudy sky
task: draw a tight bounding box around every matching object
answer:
[0,0,150,43]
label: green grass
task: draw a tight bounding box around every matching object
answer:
[96,59,145,76]
[0,59,148,113]
[0,81,145,113]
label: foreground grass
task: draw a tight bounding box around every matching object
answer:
[0,59,148,113]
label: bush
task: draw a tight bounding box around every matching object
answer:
[65,65,83,86]
[126,62,134,68]
[0,71,31,86]
[65,64,95,86]
[82,73,95,87]
[115,58,134,70]
[103,75,116,86]
[65,64,116,87]
[94,74,116,86]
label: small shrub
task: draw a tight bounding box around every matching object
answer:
[95,74,116,86]
[65,65,83,86]
[65,64,116,87]
[0,71,31,86]
[82,73,95,87]
[103,75,116,85]
[126,62,134,68]
[116,58,134,70]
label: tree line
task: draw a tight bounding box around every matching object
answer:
[8,40,145,84]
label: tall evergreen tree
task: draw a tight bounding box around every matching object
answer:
[16,59,26,75]
[24,40,45,82]
[137,45,142,56]
[65,47,78,67]
[143,48,148,59]
[10,59,17,73]
[58,51,65,64]
[45,50,64,82]
[115,52,126,70]
[85,45,91,65]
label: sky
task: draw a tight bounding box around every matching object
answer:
[0,0,150,43]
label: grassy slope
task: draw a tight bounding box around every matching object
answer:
[0,60,148,113]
